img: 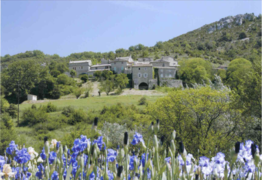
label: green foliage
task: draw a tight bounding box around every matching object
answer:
[21,108,48,127]
[7,104,17,118]
[101,70,113,80]
[62,106,75,117]
[68,109,87,125]
[226,58,253,90]
[80,74,89,82]
[57,74,71,85]
[138,97,147,105]
[217,69,226,81]
[1,96,10,113]
[178,58,212,85]
[1,60,40,98]
[239,32,247,39]
[84,81,93,98]
[40,102,57,113]
[142,50,149,58]
[93,71,102,81]
[0,113,17,154]
[147,87,243,155]
[115,73,129,90]
[99,79,115,95]
[73,88,83,99]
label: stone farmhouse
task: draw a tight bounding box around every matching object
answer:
[67,56,182,90]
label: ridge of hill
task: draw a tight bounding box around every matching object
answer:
[1,13,261,68]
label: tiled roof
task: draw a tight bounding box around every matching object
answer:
[69,60,92,64]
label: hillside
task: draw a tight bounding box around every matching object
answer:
[1,13,261,68]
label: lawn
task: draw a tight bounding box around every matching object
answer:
[20,95,164,112]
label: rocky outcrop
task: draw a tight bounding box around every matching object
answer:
[207,13,256,33]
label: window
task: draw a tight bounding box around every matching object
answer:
[169,74,172,78]
[95,67,98,70]
[144,67,147,70]
[160,74,163,78]
[122,62,123,64]
[139,68,140,70]
[162,63,165,67]
[160,69,163,72]
[138,73,142,78]
[143,73,148,78]
[114,67,116,71]
[81,66,83,69]
[121,66,124,71]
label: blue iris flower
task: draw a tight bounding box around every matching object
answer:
[14,148,30,164]
[40,148,46,160]
[63,169,67,180]
[83,154,88,167]
[131,132,145,145]
[141,153,148,167]
[0,156,7,168]
[56,142,60,150]
[6,141,18,155]
[51,171,59,180]
[165,157,171,163]
[107,149,117,162]
[93,136,106,150]
[67,149,71,158]
[129,155,137,170]
[35,164,45,179]
[49,151,57,164]
[72,135,91,154]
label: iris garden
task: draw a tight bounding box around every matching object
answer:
[0,118,261,180]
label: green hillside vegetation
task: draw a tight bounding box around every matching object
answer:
[1,14,261,68]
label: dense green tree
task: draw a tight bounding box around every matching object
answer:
[115,73,129,90]
[217,69,226,81]
[238,32,247,39]
[178,58,212,85]
[99,79,115,95]
[94,71,102,81]
[147,87,244,156]
[84,81,93,98]
[142,50,149,58]
[57,74,71,85]
[101,70,113,80]
[80,74,89,82]
[73,88,83,99]
[226,58,253,90]
[0,113,17,154]
[70,69,77,78]
[1,60,40,99]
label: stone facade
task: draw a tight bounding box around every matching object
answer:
[132,65,153,90]
[67,56,182,89]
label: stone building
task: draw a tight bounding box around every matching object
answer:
[67,56,182,89]
[68,60,92,76]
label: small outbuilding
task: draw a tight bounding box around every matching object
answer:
[27,94,37,101]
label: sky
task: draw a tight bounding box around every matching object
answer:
[1,0,261,57]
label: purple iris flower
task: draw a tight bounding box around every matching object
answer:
[6,141,18,155]
[14,148,30,164]
[49,151,57,164]
[107,149,117,162]
[131,132,145,145]
[92,136,106,150]
[40,148,46,160]
[51,171,59,180]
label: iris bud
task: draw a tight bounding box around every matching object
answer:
[44,136,48,144]
[171,130,176,140]
[117,166,123,177]
[195,174,199,180]
[160,135,165,145]
[235,142,240,154]
[124,132,128,145]
[179,141,184,154]
[251,143,256,158]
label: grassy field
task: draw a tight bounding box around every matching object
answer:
[15,94,165,148]
[20,94,164,112]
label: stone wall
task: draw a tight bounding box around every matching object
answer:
[132,66,153,89]
[111,61,127,74]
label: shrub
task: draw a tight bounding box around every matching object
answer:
[1,97,9,113]
[21,108,48,127]
[7,104,17,118]
[62,106,75,117]
[138,97,147,105]
[46,102,57,112]
[239,32,247,39]
[73,88,83,99]
[80,74,88,83]
[68,109,87,125]
[57,74,70,85]
[31,104,37,109]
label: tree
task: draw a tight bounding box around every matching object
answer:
[1,97,9,113]
[57,74,71,85]
[108,51,115,60]
[70,70,77,78]
[217,69,226,81]
[178,58,212,85]
[101,70,113,80]
[146,87,244,155]
[0,113,17,154]
[73,88,83,99]
[226,58,253,90]
[93,71,102,81]
[84,81,93,98]
[115,73,129,90]
[219,32,232,42]
[155,41,164,49]
[99,79,115,95]
[238,32,247,39]
[80,74,89,83]
[1,60,40,99]
[129,46,135,51]
[142,50,149,58]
